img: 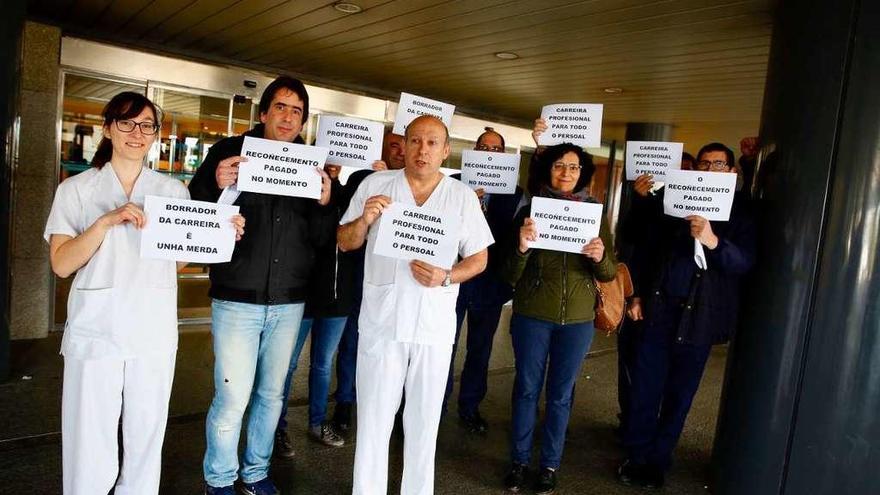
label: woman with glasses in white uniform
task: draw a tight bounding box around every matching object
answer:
[44,92,244,494]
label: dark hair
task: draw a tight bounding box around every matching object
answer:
[259,76,309,124]
[477,127,505,149]
[682,151,695,163]
[696,142,735,169]
[527,143,594,196]
[91,91,162,168]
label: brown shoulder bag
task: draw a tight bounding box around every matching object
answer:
[594,263,634,334]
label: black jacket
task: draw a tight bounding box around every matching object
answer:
[624,189,757,345]
[450,173,524,307]
[188,125,336,305]
[303,178,358,318]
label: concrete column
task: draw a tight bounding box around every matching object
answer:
[0,0,25,379]
[713,1,880,493]
[9,22,61,340]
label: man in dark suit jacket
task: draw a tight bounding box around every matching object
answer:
[617,143,757,489]
[446,128,526,433]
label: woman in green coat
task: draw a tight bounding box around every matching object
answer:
[500,142,617,494]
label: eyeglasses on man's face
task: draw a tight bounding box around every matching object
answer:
[696,160,730,171]
[475,143,505,152]
[115,119,160,135]
[552,162,582,173]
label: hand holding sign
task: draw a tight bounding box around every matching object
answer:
[532,118,548,146]
[686,215,718,249]
[100,202,146,230]
[519,217,538,254]
[581,237,605,262]
[362,195,392,226]
[216,155,246,189]
[633,174,654,197]
[409,259,447,288]
[231,214,245,241]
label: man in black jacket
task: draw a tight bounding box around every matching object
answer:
[190,76,333,495]
[445,128,525,433]
[617,143,756,489]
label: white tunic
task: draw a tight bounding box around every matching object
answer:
[44,164,190,360]
[341,170,494,347]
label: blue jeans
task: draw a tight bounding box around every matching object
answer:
[203,299,304,487]
[277,316,347,430]
[334,302,360,405]
[509,314,595,469]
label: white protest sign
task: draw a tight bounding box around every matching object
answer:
[237,136,328,199]
[316,116,384,169]
[392,92,455,135]
[372,202,461,269]
[538,103,604,148]
[459,150,520,194]
[625,141,684,180]
[140,195,239,263]
[663,170,737,221]
[528,197,603,254]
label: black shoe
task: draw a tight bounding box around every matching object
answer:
[534,467,557,495]
[309,422,345,447]
[332,402,352,433]
[503,463,528,492]
[459,410,489,434]
[617,459,664,489]
[273,429,295,459]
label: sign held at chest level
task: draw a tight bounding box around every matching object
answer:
[663,170,737,221]
[528,197,603,254]
[372,202,461,269]
[237,136,328,199]
[140,195,239,263]
[459,150,520,194]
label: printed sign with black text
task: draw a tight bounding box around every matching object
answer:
[140,195,239,263]
[663,170,737,221]
[538,103,604,148]
[528,197,603,254]
[459,149,520,194]
[372,202,461,269]
[625,141,684,180]
[392,92,455,135]
[237,136,328,199]
[316,116,383,169]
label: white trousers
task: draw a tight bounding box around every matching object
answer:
[352,335,452,495]
[62,352,176,495]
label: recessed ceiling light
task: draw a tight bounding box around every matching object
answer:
[494,52,519,60]
[603,87,624,94]
[334,2,362,14]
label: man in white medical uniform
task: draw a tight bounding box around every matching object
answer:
[338,115,494,494]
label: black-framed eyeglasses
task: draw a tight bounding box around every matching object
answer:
[475,143,505,152]
[552,162,582,173]
[696,160,729,171]
[115,119,160,135]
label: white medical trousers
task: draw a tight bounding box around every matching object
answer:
[61,352,176,495]
[352,335,452,495]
